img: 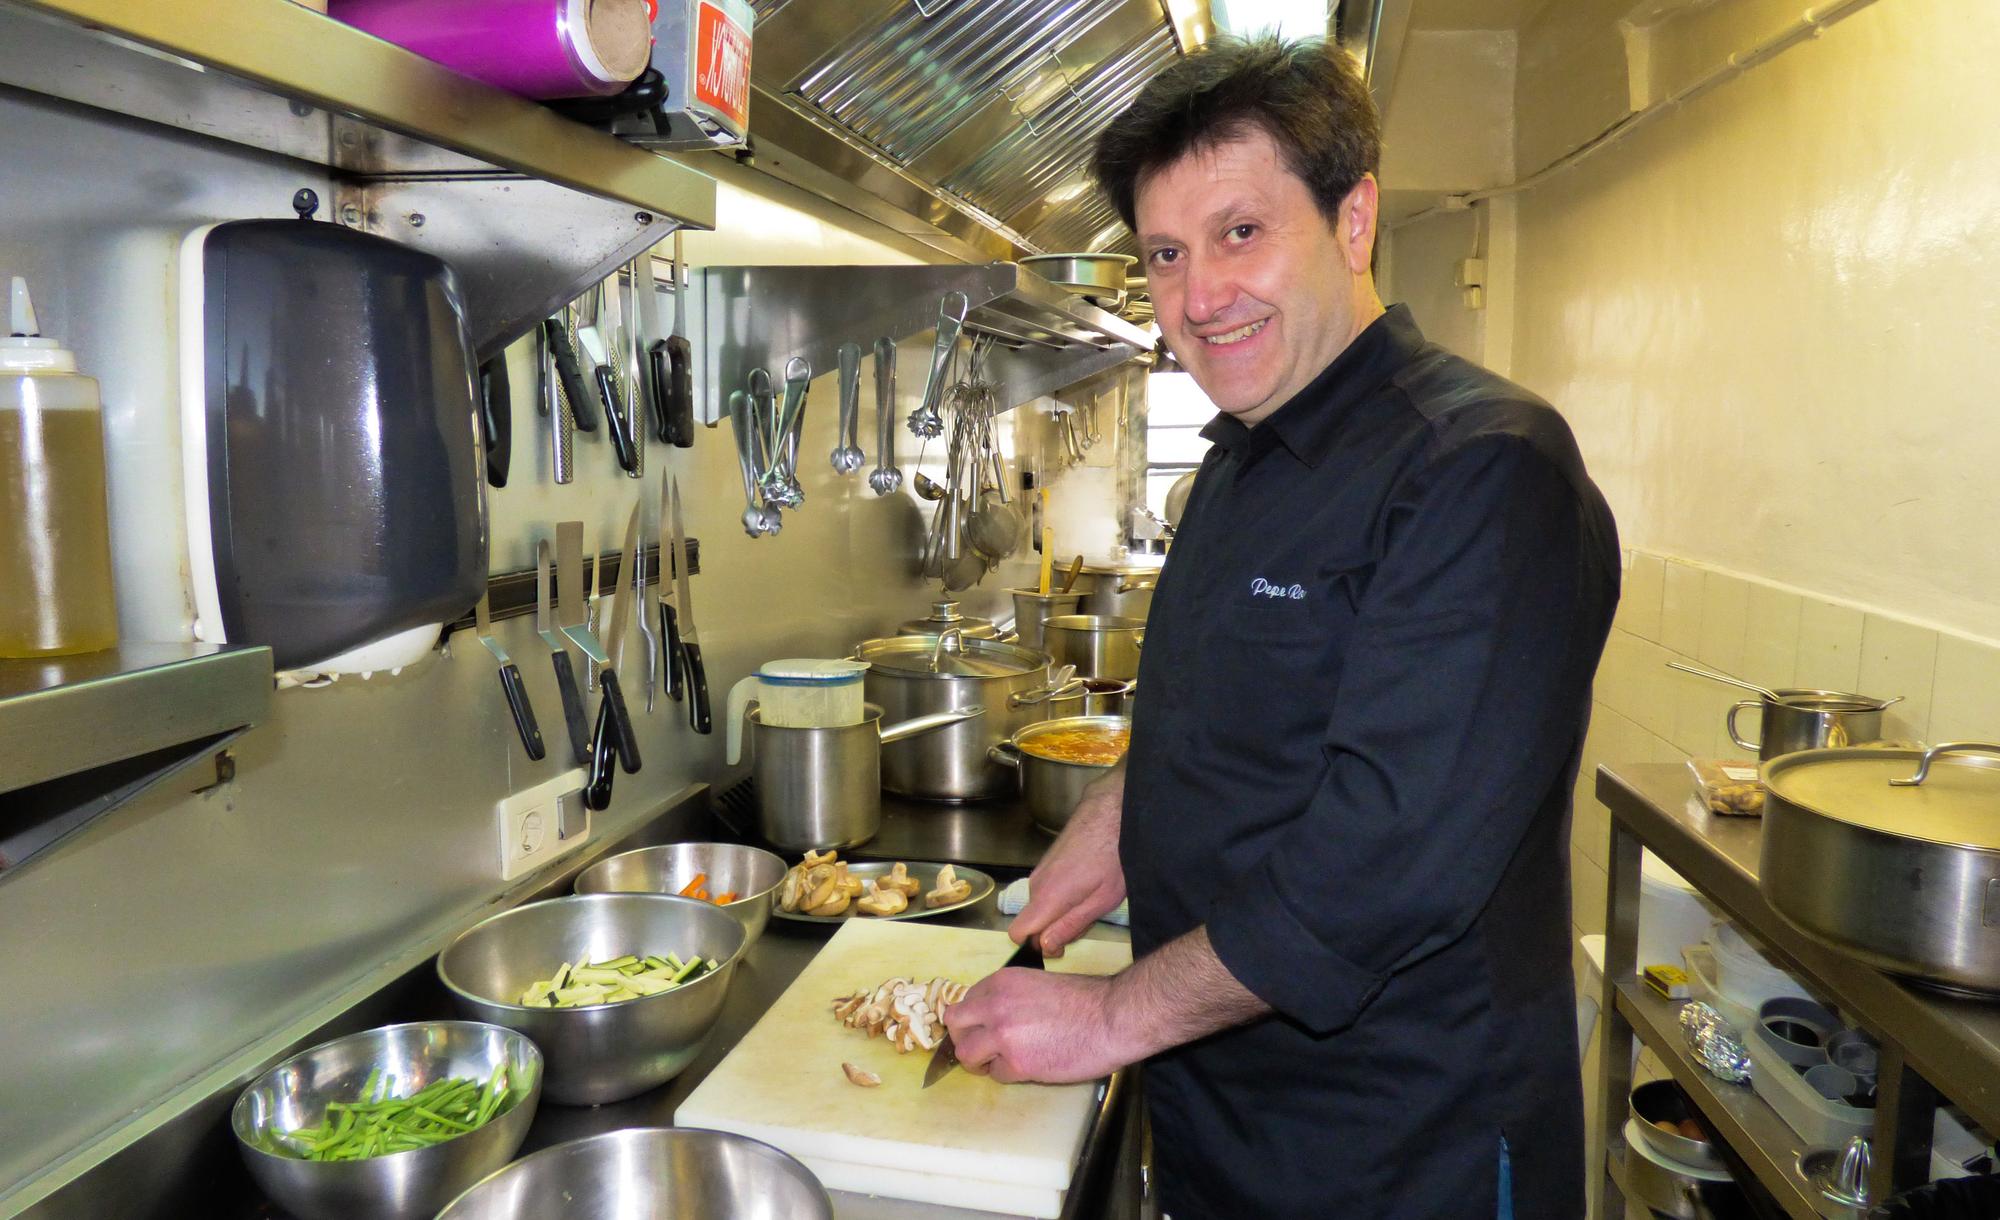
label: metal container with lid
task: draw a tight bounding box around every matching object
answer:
[895,599,1000,639]
[1761,742,2000,993]
[856,632,1055,801]
[1727,688,1896,760]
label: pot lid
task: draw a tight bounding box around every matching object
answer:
[897,600,998,638]
[757,658,869,685]
[1764,744,2000,850]
[856,634,1046,678]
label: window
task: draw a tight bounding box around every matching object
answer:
[1145,371,1215,517]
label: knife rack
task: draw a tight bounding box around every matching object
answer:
[443,539,701,636]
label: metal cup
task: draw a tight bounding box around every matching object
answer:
[750,709,883,852]
[1727,690,1887,760]
[1007,588,1083,651]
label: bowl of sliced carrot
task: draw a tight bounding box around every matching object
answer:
[575,842,787,950]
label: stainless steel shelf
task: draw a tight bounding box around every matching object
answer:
[698,262,1153,422]
[0,642,270,796]
[1615,979,1839,1220]
[0,0,719,357]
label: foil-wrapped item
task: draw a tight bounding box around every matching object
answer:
[1680,1001,1752,1083]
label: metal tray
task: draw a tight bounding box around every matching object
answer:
[772,861,996,924]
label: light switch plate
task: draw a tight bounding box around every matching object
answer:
[496,768,589,880]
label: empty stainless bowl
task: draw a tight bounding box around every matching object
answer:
[575,842,786,950]
[437,893,745,1105]
[231,1021,541,1220]
[434,1127,834,1220]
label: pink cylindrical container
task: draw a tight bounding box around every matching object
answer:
[329,0,652,98]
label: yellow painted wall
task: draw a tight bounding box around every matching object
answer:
[1508,0,2000,642]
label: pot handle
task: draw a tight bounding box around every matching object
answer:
[988,741,1022,768]
[1889,742,2000,787]
[878,705,984,746]
[724,683,760,767]
[1115,577,1157,594]
[1725,700,1762,753]
[1133,629,1145,651]
[1009,676,1087,709]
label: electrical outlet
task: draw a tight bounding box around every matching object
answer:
[496,768,590,881]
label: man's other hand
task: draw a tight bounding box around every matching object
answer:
[1009,768,1126,956]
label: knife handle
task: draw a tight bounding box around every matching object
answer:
[597,365,638,473]
[496,662,545,760]
[647,341,673,444]
[684,641,712,735]
[545,319,599,433]
[661,601,684,702]
[602,669,642,773]
[551,649,591,766]
[584,695,617,810]
[478,354,511,489]
[665,334,695,448]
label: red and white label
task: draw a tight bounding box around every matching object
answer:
[694,2,751,130]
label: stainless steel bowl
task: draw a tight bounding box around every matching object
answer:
[574,842,787,950]
[1629,1079,1720,1169]
[435,1126,834,1220]
[437,894,745,1105]
[231,1021,541,1220]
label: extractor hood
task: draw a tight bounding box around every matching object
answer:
[729,1,1393,263]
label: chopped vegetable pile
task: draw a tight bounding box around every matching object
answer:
[518,952,719,1008]
[264,1065,513,1161]
[676,873,739,904]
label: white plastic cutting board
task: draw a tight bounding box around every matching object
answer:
[675,921,1128,1216]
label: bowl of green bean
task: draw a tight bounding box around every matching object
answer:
[231,1020,541,1220]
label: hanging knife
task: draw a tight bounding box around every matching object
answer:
[558,522,638,811]
[606,501,644,765]
[670,476,710,734]
[663,229,695,447]
[620,259,646,480]
[581,281,639,474]
[658,467,684,702]
[924,939,1045,1088]
[633,501,660,714]
[539,323,575,484]
[537,539,589,765]
[637,247,671,444]
[546,311,599,433]
[473,590,544,760]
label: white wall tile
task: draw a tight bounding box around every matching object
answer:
[1929,633,2000,744]
[1572,847,1609,937]
[1616,551,1666,642]
[1660,560,1704,657]
[1697,571,1750,677]
[1859,614,1938,744]
[1741,582,1803,692]
[1795,597,1865,693]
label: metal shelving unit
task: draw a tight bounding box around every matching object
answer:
[0,0,718,357]
[0,643,270,796]
[697,262,1154,424]
[1592,764,1997,1217]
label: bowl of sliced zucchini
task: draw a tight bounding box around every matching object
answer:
[437,893,744,1105]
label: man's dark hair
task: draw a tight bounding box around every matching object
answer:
[1092,36,1381,232]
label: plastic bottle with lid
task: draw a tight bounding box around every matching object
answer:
[2,276,117,657]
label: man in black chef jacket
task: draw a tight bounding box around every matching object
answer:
[941,36,1620,1220]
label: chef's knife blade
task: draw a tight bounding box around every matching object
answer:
[670,476,710,734]
[474,590,543,760]
[539,322,575,484]
[665,230,694,447]
[637,249,670,443]
[538,539,589,766]
[924,938,1045,1088]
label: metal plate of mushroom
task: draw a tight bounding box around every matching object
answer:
[772,861,996,925]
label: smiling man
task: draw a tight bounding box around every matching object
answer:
[940,37,1621,1220]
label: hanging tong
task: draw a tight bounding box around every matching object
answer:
[908,291,968,439]
[760,355,811,508]
[832,341,865,473]
[868,337,901,496]
[731,376,781,537]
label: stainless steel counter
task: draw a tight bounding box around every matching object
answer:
[215,793,1143,1220]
